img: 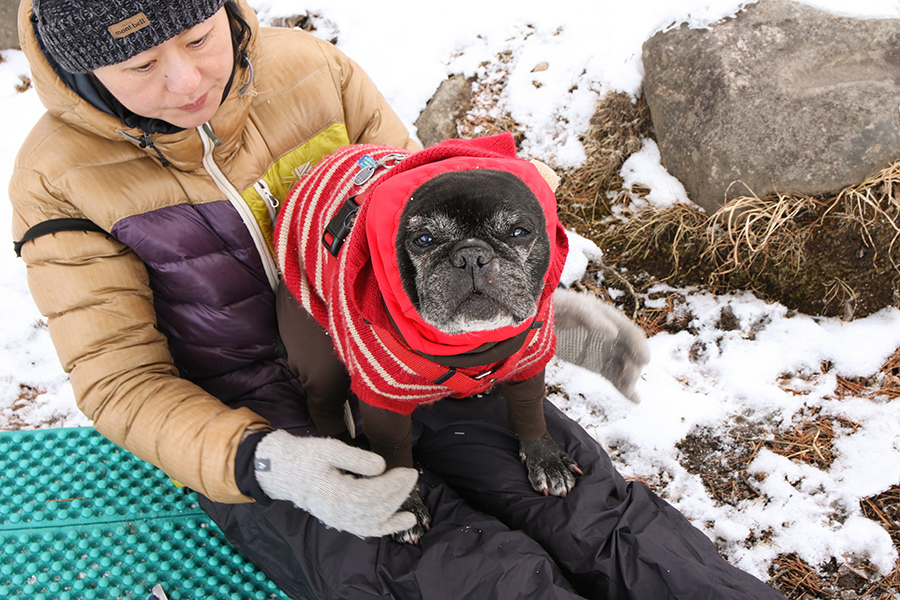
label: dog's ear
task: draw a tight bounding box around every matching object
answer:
[529,160,560,193]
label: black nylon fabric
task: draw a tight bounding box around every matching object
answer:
[200,391,786,600]
[413,396,785,600]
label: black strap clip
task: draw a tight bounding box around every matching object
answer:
[322,195,360,257]
[434,367,457,386]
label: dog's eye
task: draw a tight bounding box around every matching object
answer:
[413,233,434,248]
[510,227,530,238]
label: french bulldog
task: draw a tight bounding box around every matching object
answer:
[275,137,580,544]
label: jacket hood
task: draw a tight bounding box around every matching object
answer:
[18,0,259,170]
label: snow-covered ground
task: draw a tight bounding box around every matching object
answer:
[3,0,900,588]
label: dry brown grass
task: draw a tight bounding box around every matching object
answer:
[0,384,45,431]
[707,162,900,278]
[770,554,829,599]
[591,161,900,319]
[557,92,653,235]
[456,50,526,144]
[765,412,859,470]
[707,188,823,277]
[857,485,900,600]
[15,76,32,94]
[596,202,712,281]
[834,349,900,401]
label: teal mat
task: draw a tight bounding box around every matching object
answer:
[0,427,290,599]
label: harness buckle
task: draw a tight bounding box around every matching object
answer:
[322,195,360,257]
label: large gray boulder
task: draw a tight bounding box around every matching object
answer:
[642,0,900,214]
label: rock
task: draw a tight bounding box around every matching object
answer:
[0,0,20,50]
[642,0,900,213]
[414,74,474,147]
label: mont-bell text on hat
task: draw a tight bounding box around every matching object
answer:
[108,13,151,40]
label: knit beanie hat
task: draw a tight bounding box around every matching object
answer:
[33,0,228,73]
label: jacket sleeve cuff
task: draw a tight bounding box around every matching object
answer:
[235,430,273,504]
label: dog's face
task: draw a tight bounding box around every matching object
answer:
[396,169,551,335]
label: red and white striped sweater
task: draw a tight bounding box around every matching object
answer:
[274,135,568,414]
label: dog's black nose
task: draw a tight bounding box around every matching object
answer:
[451,240,494,269]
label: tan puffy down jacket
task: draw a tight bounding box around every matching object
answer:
[10,0,417,502]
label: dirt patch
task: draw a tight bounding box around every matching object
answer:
[676,422,766,507]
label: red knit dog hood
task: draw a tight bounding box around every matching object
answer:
[364,143,566,356]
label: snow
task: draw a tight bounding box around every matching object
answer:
[3,0,900,587]
[621,139,692,207]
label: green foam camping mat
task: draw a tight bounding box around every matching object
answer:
[0,427,290,600]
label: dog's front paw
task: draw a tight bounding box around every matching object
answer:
[519,433,581,497]
[392,489,431,544]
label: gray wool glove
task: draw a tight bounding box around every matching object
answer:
[553,287,650,403]
[253,430,418,537]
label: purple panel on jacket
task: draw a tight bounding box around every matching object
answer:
[112,201,305,406]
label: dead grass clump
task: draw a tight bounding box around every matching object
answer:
[765,412,859,470]
[633,295,675,337]
[16,76,32,94]
[860,485,900,600]
[1,384,45,431]
[456,50,526,145]
[594,203,715,287]
[557,92,653,236]
[770,553,895,600]
[676,424,765,506]
[834,348,900,401]
[707,188,822,277]
[770,554,828,599]
[880,349,900,400]
[591,161,900,319]
[862,485,900,544]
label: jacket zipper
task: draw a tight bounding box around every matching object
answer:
[198,123,280,291]
[254,179,279,224]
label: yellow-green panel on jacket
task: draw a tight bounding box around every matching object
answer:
[240,122,351,256]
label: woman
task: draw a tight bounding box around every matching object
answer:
[10,0,786,598]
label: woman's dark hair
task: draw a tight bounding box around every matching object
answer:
[224,0,252,66]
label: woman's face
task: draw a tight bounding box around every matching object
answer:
[93,7,234,129]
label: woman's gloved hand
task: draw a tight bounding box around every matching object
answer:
[252,430,418,537]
